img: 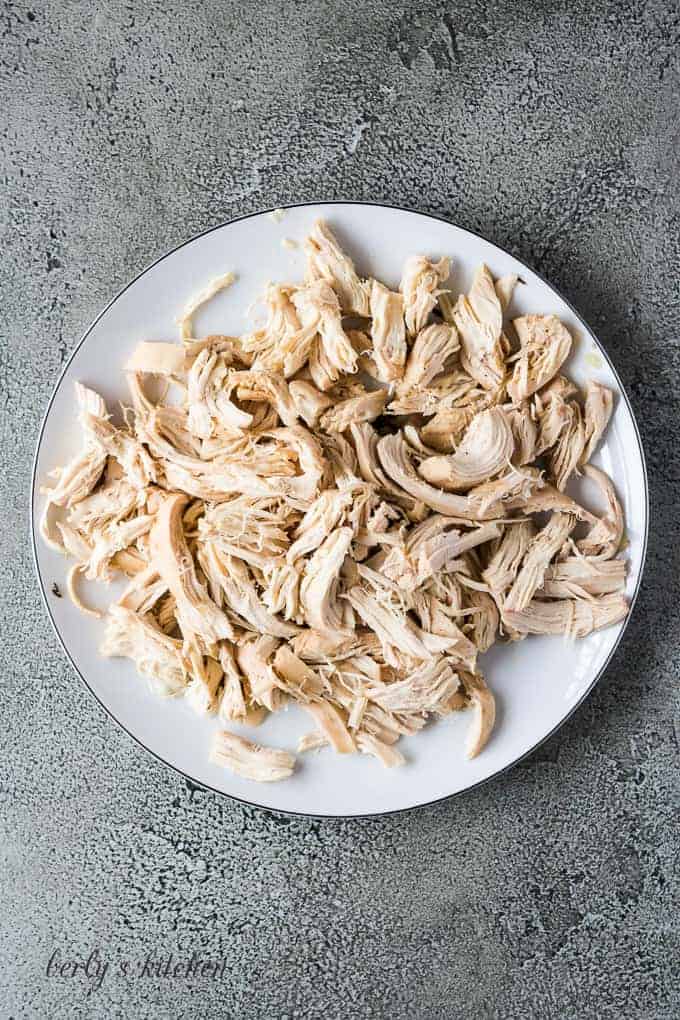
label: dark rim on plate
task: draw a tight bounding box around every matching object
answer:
[30,200,650,820]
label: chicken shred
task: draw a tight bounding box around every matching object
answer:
[41,221,630,781]
[369,279,407,381]
[400,255,450,334]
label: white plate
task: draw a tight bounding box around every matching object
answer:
[31,202,648,817]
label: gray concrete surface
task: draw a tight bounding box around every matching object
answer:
[1,0,678,1017]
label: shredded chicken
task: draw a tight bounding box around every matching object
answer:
[418,408,514,492]
[210,731,295,782]
[41,221,630,782]
[400,255,450,334]
[369,279,407,381]
[507,315,572,402]
[453,264,506,391]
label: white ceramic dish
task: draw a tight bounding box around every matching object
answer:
[31,202,648,817]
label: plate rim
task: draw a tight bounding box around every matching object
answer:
[29,199,650,820]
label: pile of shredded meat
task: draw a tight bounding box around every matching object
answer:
[40,220,628,782]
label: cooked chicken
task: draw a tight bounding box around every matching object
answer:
[292,281,358,389]
[581,381,614,465]
[125,341,187,376]
[548,400,586,491]
[506,403,537,465]
[304,219,369,316]
[101,604,187,697]
[369,280,407,382]
[396,322,460,396]
[420,404,481,452]
[505,483,596,523]
[243,283,302,375]
[400,255,450,334]
[199,543,298,638]
[460,672,495,758]
[149,492,235,644]
[466,466,543,516]
[382,517,500,591]
[418,408,514,492]
[43,228,629,783]
[319,388,386,433]
[289,379,333,428]
[388,370,478,417]
[300,527,353,634]
[177,271,235,340]
[377,432,500,519]
[578,464,625,560]
[236,635,282,712]
[210,731,295,782]
[503,593,628,638]
[217,643,248,723]
[453,264,506,390]
[495,274,518,312]
[463,588,499,653]
[540,557,627,599]
[507,315,573,402]
[503,513,576,613]
[482,520,536,598]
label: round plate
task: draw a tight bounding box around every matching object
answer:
[31,202,648,817]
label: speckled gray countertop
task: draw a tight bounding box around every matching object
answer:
[2,2,678,1017]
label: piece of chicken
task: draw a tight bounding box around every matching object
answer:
[82,412,157,489]
[356,733,405,768]
[210,731,295,782]
[347,585,435,666]
[482,520,536,598]
[199,543,298,639]
[39,383,111,553]
[381,517,500,591]
[243,283,302,375]
[304,219,370,316]
[377,432,501,520]
[418,408,515,492]
[177,271,235,340]
[507,315,573,402]
[125,341,187,376]
[149,492,235,644]
[452,264,506,391]
[580,381,614,465]
[101,604,187,697]
[368,658,460,714]
[539,557,626,598]
[319,388,387,433]
[463,588,499,653]
[460,672,496,758]
[578,464,624,560]
[388,370,479,417]
[503,513,576,613]
[217,643,248,723]
[300,527,353,634]
[420,404,481,452]
[288,379,333,428]
[503,593,628,637]
[396,322,460,396]
[350,422,427,520]
[548,400,586,491]
[400,255,450,334]
[292,281,358,389]
[466,466,544,516]
[232,369,299,427]
[236,635,282,712]
[506,403,537,465]
[369,279,407,381]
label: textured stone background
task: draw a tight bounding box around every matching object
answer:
[2,1,678,1017]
